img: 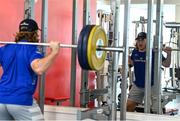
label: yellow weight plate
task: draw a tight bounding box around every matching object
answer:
[87,26,97,70]
[87,25,108,71]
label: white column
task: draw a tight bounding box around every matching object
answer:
[175,5,180,22]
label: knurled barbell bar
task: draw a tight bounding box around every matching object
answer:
[0,25,179,71]
[0,25,119,71]
[0,41,78,48]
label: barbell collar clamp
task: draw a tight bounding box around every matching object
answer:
[97,46,124,52]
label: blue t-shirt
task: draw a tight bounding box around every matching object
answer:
[0,40,43,106]
[131,49,165,88]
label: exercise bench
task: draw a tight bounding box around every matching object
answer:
[45,97,70,106]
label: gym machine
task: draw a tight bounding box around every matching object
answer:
[163,22,180,92]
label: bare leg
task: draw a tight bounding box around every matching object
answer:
[127,99,138,112]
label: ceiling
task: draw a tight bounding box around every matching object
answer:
[97,0,180,5]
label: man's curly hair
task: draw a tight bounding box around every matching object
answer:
[15,31,39,43]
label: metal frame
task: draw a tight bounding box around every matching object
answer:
[24,0,35,19]
[109,0,121,120]
[152,0,164,114]
[77,106,110,120]
[121,0,131,120]
[80,0,90,107]
[70,0,78,107]
[132,16,147,37]
[39,0,48,113]
[144,0,154,113]
[164,23,180,89]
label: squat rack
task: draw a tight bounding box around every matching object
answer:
[23,0,166,120]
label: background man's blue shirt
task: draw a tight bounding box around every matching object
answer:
[131,49,165,88]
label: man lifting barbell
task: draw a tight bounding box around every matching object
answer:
[127,32,172,112]
[0,18,174,117]
[0,19,60,120]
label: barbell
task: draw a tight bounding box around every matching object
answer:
[0,25,123,71]
[0,25,179,71]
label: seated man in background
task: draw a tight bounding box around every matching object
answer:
[127,32,172,112]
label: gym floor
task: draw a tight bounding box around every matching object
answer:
[42,94,180,120]
[165,94,180,115]
[44,105,180,121]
